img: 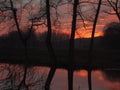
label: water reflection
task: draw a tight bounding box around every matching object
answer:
[102,70,120,82]
[102,70,120,90]
[0,64,49,90]
[0,64,120,90]
[50,69,120,90]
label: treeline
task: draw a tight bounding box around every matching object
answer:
[0,30,70,48]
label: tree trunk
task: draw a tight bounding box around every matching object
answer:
[88,0,102,90]
[68,0,78,90]
[9,0,29,89]
[45,0,57,90]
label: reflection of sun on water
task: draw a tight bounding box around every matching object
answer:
[77,70,105,81]
[93,70,104,81]
[78,70,88,77]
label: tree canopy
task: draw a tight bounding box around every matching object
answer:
[103,22,120,49]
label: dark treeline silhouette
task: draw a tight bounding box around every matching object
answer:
[102,22,120,49]
[0,0,120,90]
[0,31,39,48]
[0,31,70,49]
[102,22,120,83]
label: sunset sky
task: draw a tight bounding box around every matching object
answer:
[0,0,119,38]
[0,0,120,90]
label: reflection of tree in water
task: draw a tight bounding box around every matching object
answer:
[0,64,47,90]
[102,22,120,83]
[102,70,120,82]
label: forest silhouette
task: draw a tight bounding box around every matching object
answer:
[0,22,120,90]
[0,0,120,90]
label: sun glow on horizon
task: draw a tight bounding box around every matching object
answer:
[58,29,104,39]
[75,24,104,38]
[75,30,104,39]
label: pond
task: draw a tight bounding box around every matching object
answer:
[49,69,120,90]
[0,64,120,90]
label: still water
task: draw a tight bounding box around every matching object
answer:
[0,64,120,90]
[50,69,120,90]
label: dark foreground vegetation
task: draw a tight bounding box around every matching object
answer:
[0,0,120,90]
[0,47,120,69]
[0,30,120,70]
[0,22,120,90]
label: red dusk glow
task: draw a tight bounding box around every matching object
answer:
[78,70,88,77]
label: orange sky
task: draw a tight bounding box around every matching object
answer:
[48,22,105,39]
[0,0,119,39]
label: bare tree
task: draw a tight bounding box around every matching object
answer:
[87,0,102,90]
[8,0,35,89]
[68,0,78,90]
[106,0,120,21]
[44,0,57,90]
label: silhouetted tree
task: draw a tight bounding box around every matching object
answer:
[107,0,120,21]
[87,0,102,90]
[44,0,57,90]
[8,0,35,89]
[102,22,120,49]
[68,0,78,90]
